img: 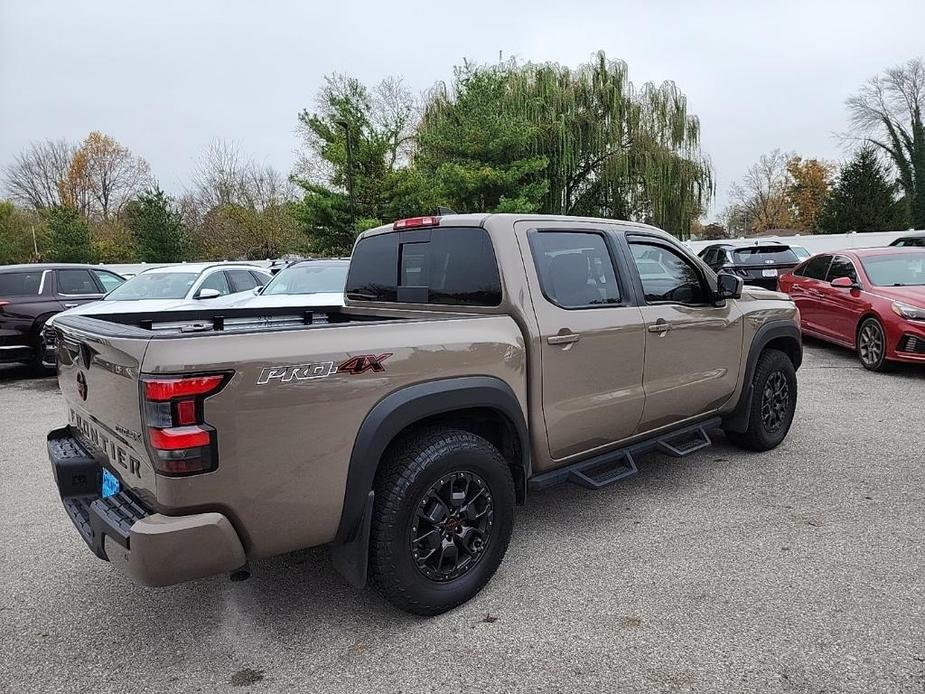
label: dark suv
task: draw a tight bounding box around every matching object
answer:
[698,242,800,290]
[0,264,124,369]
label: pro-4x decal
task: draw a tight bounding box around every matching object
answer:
[257,353,392,385]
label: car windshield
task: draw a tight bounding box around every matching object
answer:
[733,247,799,264]
[262,263,348,295]
[104,272,198,300]
[860,252,925,286]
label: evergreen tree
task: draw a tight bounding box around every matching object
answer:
[821,148,903,233]
[45,206,96,263]
[123,188,189,262]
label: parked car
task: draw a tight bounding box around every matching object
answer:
[46,213,801,615]
[227,259,349,309]
[0,264,124,369]
[41,263,272,366]
[778,248,925,370]
[698,242,801,289]
[889,231,925,247]
[790,245,811,260]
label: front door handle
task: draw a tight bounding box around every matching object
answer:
[63,303,79,309]
[547,331,581,346]
[647,319,672,334]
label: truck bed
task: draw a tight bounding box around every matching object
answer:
[51,306,527,560]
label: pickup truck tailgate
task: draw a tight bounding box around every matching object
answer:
[54,317,157,500]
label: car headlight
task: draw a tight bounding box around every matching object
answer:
[891,301,925,321]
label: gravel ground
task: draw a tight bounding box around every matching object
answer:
[1,341,923,694]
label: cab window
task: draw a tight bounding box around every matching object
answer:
[57,269,100,295]
[528,231,621,309]
[629,242,707,305]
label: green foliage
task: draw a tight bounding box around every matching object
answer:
[45,206,97,263]
[415,63,549,213]
[192,203,300,260]
[503,52,712,237]
[0,201,44,264]
[821,148,904,233]
[292,75,419,254]
[123,188,189,262]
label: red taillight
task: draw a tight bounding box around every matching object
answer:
[142,373,228,476]
[148,426,211,450]
[393,216,439,230]
[144,375,225,401]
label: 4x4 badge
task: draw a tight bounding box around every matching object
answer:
[257,353,393,385]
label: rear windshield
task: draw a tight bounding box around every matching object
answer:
[263,263,348,295]
[0,270,42,296]
[733,247,799,264]
[860,252,925,286]
[346,226,502,306]
[104,272,198,300]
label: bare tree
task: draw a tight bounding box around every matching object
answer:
[65,132,152,219]
[2,139,75,209]
[846,57,925,227]
[190,140,293,212]
[729,150,795,233]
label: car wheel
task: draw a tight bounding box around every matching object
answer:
[856,317,891,372]
[725,348,797,452]
[369,427,515,616]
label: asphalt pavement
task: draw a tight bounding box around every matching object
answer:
[1,341,923,693]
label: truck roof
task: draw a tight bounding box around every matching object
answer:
[358,213,668,239]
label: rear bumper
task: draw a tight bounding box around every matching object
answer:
[48,426,246,586]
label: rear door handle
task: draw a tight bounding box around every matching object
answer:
[63,303,79,309]
[547,331,581,346]
[647,320,672,334]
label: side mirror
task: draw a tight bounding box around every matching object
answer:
[195,288,221,300]
[715,272,743,301]
[830,277,859,289]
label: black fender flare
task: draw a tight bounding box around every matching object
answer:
[330,376,529,587]
[723,319,802,433]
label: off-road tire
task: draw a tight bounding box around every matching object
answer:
[725,348,797,452]
[368,427,515,616]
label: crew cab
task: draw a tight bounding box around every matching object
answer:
[46,214,802,615]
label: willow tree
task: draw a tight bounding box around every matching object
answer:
[504,52,713,238]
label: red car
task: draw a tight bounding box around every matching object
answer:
[778,248,925,371]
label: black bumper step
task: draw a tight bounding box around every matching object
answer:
[529,417,721,492]
[48,426,149,561]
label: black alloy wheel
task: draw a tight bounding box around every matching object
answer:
[409,471,494,582]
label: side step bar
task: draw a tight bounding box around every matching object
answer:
[529,417,721,492]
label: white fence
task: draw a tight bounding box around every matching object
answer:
[685,230,920,255]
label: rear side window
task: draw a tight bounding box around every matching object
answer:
[796,255,832,280]
[528,231,621,308]
[57,269,99,295]
[227,269,258,292]
[250,271,270,286]
[346,227,501,306]
[0,271,42,296]
[733,247,799,264]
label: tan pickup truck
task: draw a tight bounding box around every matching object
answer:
[47,213,801,615]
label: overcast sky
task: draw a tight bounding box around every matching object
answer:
[2,0,924,218]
